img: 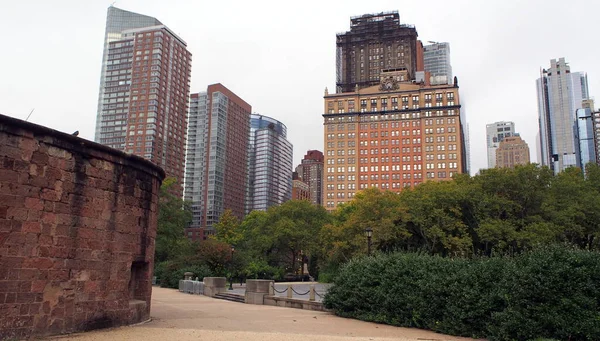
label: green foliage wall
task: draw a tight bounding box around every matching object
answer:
[324,246,600,341]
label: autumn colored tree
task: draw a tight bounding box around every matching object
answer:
[213,209,243,246]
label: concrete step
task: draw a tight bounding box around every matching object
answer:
[214,292,245,303]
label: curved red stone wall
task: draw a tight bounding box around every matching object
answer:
[0,114,165,340]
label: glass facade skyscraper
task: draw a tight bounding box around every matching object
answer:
[537,58,589,173]
[423,42,453,85]
[575,108,596,172]
[246,114,293,212]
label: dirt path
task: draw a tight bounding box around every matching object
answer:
[48,287,479,341]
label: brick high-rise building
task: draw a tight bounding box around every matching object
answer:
[593,114,600,167]
[496,136,530,169]
[486,121,515,168]
[336,11,418,93]
[95,6,191,195]
[323,68,466,210]
[184,84,251,232]
[295,150,324,206]
[292,172,311,201]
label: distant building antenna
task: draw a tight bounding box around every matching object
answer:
[111,1,116,7]
[25,108,35,121]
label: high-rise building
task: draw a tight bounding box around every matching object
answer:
[323,68,466,210]
[336,11,418,93]
[246,114,293,212]
[95,6,162,140]
[537,58,589,173]
[496,136,530,169]
[295,150,324,206]
[416,40,425,72]
[423,42,453,85]
[581,99,600,168]
[184,84,251,231]
[575,108,596,171]
[593,113,600,167]
[486,121,515,168]
[292,172,311,201]
[582,99,595,110]
[95,6,192,194]
[464,122,471,174]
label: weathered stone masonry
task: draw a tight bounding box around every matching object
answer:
[0,114,164,340]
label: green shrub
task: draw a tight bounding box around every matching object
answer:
[323,246,600,341]
[154,261,213,289]
[316,270,337,283]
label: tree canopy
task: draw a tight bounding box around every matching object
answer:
[155,164,600,283]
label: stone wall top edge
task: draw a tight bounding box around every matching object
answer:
[0,113,166,181]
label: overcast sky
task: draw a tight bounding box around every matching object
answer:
[1,0,599,174]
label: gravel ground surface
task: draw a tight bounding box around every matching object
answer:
[47,287,480,341]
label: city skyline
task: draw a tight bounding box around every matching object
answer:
[1,0,600,173]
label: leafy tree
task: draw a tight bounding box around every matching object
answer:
[400,180,471,256]
[155,177,192,263]
[265,200,331,274]
[237,201,330,277]
[544,166,600,249]
[213,209,243,246]
[320,188,409,270]
[457,164,554,255]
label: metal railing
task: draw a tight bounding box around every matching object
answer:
[269,283,328,302]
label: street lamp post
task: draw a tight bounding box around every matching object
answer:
[365,227,373,256]
[229,245,235,290]
[300,250,304,282]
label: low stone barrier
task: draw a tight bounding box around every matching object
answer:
[245,279,273,304]
[203,277,226,297]
[244,280,329,312]
[175,275,329,312]
[263,296,329,312]
[178,277,225,297]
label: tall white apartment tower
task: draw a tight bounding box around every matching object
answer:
[537,58,589,173]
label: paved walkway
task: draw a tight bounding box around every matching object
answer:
[49,287,480,341]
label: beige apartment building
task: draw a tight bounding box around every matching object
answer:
[323,69,466,210]
[496,136,530,168]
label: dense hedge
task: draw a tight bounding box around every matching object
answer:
[154,261,213,289]
[323,246,600,341]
